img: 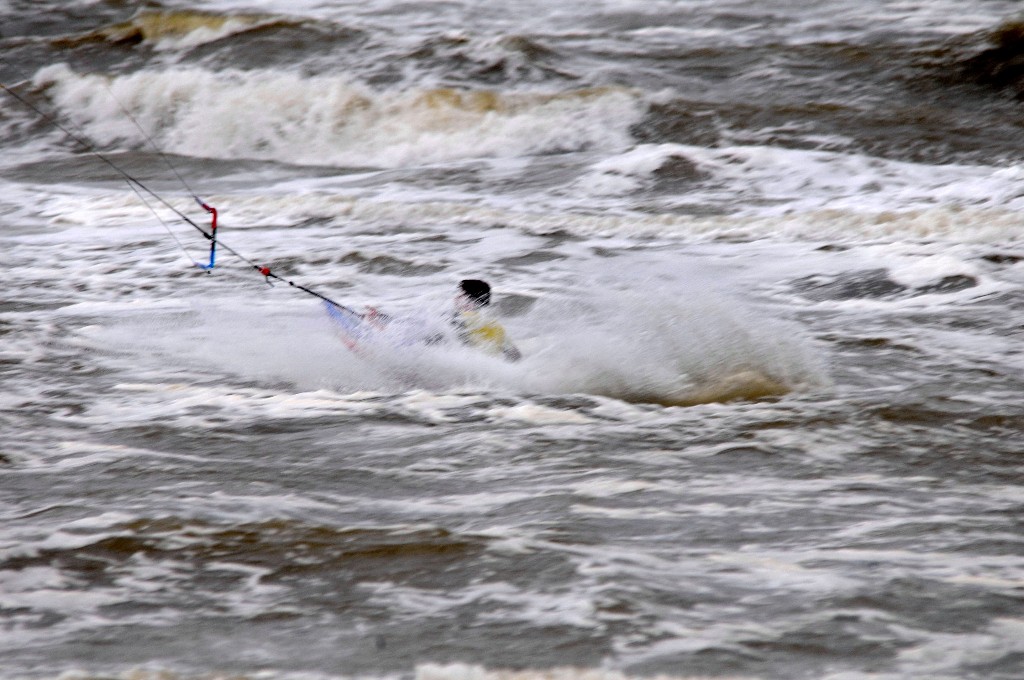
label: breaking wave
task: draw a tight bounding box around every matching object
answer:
[32,64,644,167]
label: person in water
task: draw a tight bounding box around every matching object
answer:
[452,279,522,361]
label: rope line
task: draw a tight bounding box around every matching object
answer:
[0,78,362,318]
[126,180,200,265]
[101,80,201,200]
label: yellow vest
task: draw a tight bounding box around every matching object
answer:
[454,310,508,355]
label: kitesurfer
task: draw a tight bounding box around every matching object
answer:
[452,279,522,361]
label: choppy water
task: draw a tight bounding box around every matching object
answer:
[1,2,1023,679]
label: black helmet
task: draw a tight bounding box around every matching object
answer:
[459,279,491,306]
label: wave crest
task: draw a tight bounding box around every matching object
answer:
[51,9,298,50]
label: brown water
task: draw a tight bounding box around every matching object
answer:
[1,2,1023,679]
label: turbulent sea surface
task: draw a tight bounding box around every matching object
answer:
[2,1,1024,679]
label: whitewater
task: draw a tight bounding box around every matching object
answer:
[1,1,1022,679]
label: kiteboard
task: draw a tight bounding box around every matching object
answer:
[323,301,383,352]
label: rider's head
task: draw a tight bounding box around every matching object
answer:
[458,279,491,307]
